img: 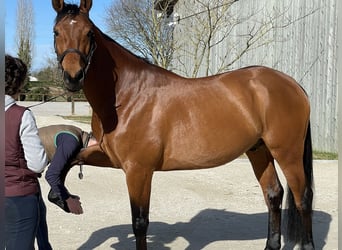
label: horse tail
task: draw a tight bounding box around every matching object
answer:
[285,121,314,243]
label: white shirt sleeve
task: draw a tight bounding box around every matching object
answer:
[20,109,48,173]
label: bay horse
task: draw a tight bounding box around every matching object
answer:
[52,0,314,249]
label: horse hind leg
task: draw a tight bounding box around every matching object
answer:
[273,126,314,249]
[246,140,284,250]
[265,123,314,250]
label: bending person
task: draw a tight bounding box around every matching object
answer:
[38,124,96,214]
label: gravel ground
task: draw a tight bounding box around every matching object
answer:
[22,102,337,250]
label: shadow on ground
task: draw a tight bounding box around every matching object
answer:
[77,209,331,249]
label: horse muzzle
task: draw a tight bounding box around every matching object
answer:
[63,70,85,92]
[55,41,97,92]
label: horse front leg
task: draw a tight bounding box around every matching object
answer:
[71,145,113,167]
[125,165,153,250]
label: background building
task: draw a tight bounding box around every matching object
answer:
[165,0,338,153]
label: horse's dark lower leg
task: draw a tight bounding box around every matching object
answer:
[246,141,283,250]
[264,185,283,250]
[131,206,149,250]
[126,167,153,250]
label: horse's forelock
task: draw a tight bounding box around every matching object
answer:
[54,4,80,24]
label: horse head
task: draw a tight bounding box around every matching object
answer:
[52,0,96,92]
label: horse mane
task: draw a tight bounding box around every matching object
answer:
[94,25,153,64]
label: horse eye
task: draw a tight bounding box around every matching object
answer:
[54,30,59,37]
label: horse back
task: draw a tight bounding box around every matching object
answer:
[103,66,310,171]
[39,125,83,162]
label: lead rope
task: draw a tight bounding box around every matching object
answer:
[78,164,83,180]
[26,92,68,108]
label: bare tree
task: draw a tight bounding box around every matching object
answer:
[104,0,282,76]
[171,0,242,76]
[171,0,319,77]
[34,55,64,87]
[105,0,318,78]
[15,0,35,73]
[170,0,281,77]
[105,0,178,69]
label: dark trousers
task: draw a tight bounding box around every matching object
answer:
[45,133,81,200]
[36,192,53,250]
[5,194,39,250]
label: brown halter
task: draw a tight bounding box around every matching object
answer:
[54,29,97,81]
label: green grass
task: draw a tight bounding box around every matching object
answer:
[313,151,338,160]
[62,115,338,160]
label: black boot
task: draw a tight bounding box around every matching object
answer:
[48,189,70,213]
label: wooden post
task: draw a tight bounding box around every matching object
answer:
[71,95,75,115]
[337,0,341,248]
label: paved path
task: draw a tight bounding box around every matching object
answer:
[38,157,337,250]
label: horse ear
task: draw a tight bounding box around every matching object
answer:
[52,0,64,12]
[79,0,92,14]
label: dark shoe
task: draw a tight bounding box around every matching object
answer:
[48,189,70,213]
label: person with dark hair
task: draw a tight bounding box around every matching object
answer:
[4,54,49,250]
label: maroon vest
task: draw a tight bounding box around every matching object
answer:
[5,104,39,197]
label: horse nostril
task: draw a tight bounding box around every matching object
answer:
[63,70,84,92]
[74,70,85,82]
[63,70,84,83]
[63,71,71,81]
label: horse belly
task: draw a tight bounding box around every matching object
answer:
[161,115,258,171]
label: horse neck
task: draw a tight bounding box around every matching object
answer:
[84,27,153,132]
[91,27,167,96]
[85,26,182,117]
